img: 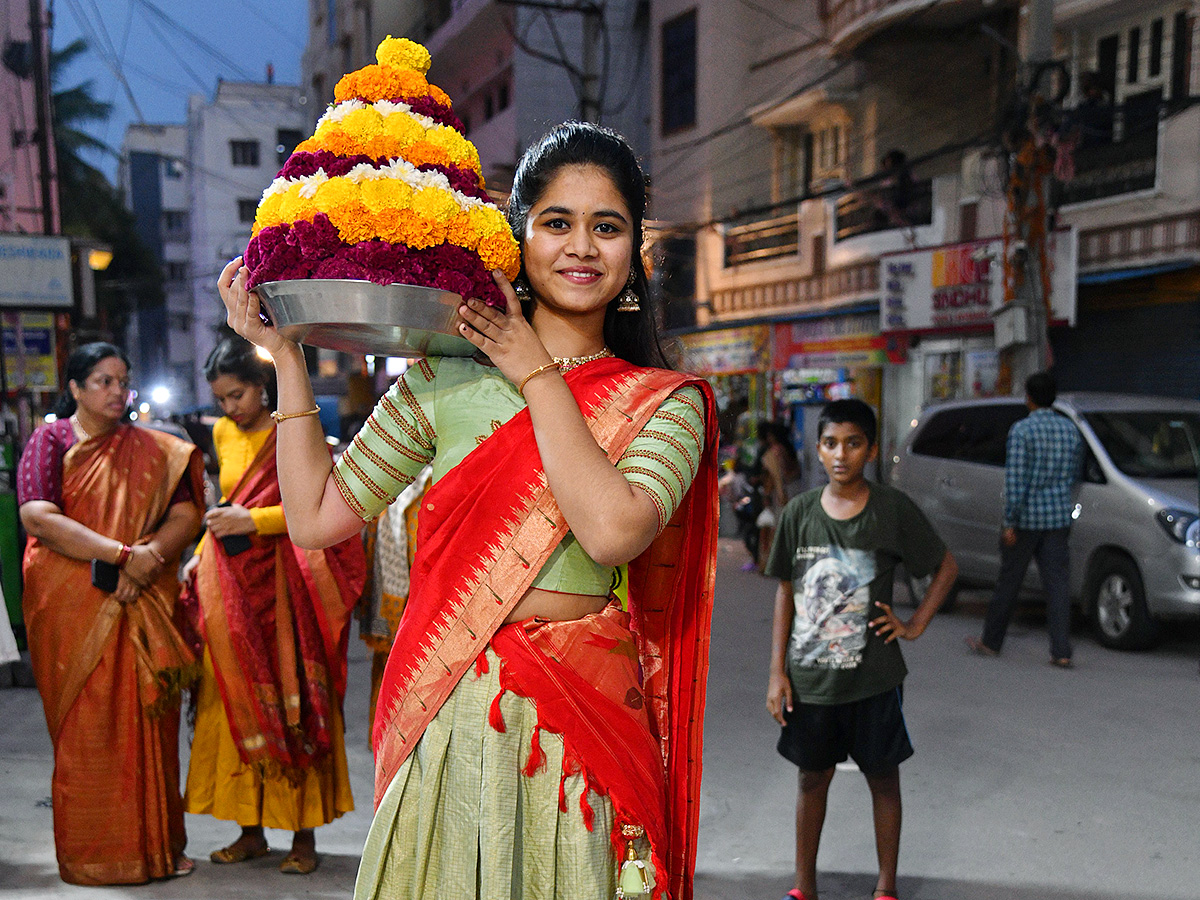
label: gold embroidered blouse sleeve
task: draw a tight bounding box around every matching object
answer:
[332,359,439,521]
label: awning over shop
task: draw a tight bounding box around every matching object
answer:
[1077,261,1196,284]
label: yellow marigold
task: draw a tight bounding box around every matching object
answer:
[340,106,385,141]
[478,231,521,279]
[277,187,314,224]
[411,186,459,224]
[313,178,359,216]
[376,37,430,75]
[382,111,425,146]
[472,205,510,239]
[255,191,285,229]
[359,178,414,215]
[424,125,473,166]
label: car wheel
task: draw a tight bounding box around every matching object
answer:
[1088,554,1158,650]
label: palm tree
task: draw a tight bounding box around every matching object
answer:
[50,38,162,337]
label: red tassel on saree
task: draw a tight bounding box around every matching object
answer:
[22,424,205,885]
[372,358,719,900]
[191,427,366,776]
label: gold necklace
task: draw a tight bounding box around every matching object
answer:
[69,413,91,441]
[553,347,614,372]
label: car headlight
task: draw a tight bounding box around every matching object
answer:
[1156,508,1200,546]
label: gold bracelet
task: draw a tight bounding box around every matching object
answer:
[270,405,321,422]
[518,362,560,396]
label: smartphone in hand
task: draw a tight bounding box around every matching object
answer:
[91,559,120,592]
[215,501,253,556]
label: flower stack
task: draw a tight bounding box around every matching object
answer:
[244,37,520,307]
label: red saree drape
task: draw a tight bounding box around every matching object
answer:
[372,358,719,900]
[22,424,205,885]
[190,426,366,775]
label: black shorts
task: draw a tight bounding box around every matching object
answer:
[777,686,914,775]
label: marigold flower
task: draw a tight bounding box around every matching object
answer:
[478,232,521,278]
[376,37,431,74]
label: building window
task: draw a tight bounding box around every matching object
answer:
[164,262,189,283]
[276,129,303,164]
[230,140,260,167]
[1127,26,1141,83]
[237,198,257,223]
[169,312,191,331]
[163,157,183,179]
[162,210,188,236]
[497,79,510,112]
[661,9,697,135]
[1149,18,1164,77]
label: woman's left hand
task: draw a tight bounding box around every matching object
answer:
[205,503,256,537]
[122,544,163,588]
[113,570,143,605]
[456,272,555,387]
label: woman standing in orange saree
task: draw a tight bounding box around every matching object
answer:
[17,343,205,885]
[181,336,365,875]
[220,122,719,899]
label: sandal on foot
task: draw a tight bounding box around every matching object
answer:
[965,636,998,657]
[279,852,318,875]
[167,855,195,878]
[782,891,809,900]
[210,841,270,864]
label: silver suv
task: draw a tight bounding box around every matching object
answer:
[890,393,1200,649]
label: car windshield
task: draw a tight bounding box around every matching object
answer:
[1084,411,1200,478]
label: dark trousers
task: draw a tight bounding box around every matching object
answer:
[982,527,1072,660]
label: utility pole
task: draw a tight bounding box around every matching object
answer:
[497,0,604,122]
[28,0,58,236]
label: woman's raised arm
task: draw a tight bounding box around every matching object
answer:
[218,259,365,548]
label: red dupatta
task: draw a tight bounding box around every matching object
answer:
[192,426,366,773]
[372,357,719,900]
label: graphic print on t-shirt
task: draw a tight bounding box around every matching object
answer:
[788,546,876,670]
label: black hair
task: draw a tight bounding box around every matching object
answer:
[54,342,131,417]
[203,334,277,410]
[817,399,877,447]
[1025,372,1057,408]
[506,121,669,369]
[763,420,798,465]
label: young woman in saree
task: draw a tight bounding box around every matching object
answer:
[18,342,205,885]
[180,335,366,875]
[219,122,719,900]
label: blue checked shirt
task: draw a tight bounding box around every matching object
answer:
[1004,408,1083,530]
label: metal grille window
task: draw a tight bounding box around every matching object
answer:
[230,140,260,167]
[661,9,697,135]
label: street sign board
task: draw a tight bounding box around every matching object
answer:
[0,234,73,308]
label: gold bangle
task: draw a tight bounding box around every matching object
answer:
[517,362,560,396]
[270,405,321,422]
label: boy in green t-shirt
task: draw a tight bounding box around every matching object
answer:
[765,399,958,900]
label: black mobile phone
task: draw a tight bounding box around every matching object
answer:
[215,501,253,556]
[91,559,120,593]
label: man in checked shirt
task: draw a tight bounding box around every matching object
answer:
[967,372,1083,667]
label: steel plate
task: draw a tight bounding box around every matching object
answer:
[254,279,477,357]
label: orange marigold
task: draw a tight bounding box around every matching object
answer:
[478,232,521,279]
[407,140,451,169]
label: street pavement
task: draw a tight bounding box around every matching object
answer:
[1,537,1198,899]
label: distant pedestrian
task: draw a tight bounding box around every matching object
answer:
[758,421,802,569]
[966,372,1083,667]
[765,399,957,900]
[18,342,205,884]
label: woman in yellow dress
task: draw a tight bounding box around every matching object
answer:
[182,335,365,874]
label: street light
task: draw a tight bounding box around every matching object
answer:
[150,386,171,406]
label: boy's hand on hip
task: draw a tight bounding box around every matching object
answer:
[766,670,793,725]
[871,601,926,643]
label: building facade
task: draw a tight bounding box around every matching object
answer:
[650,0,1200,473]
[119,124,194,409]
[0,0,56,235]
[186,81,306,402]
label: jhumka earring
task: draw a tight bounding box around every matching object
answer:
[513,278,531,303]
[616,269,640,313]
[615,823,654,897]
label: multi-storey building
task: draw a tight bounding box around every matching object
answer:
[0,0,56,235]
[119,124,195,409]
[187,81,306,402]
[651,0,1199,475]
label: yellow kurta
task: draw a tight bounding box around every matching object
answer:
[184,418,353,831]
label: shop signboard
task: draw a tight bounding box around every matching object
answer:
[0,234,73,308]
[2,312,58,390]
[679,324,770,374]
[880,231,1077,333]
[772,311,890,369]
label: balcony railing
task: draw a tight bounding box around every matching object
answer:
[722,204,800,267]
[1079,212,1200,270]
[834,178,932,242]
[1058,129,1158,206]
[710,260,878,318]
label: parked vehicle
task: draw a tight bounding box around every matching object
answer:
[890,393,1200,650]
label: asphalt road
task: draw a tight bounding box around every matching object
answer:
[1,538,1198,899]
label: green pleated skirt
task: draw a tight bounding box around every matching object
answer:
[354,646,618,900]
